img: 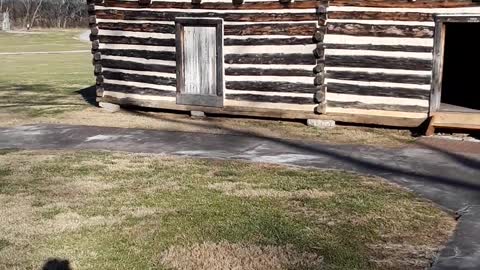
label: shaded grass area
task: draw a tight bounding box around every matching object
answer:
[0,30,92,117]
[0,30,89,53]
[0,150,455,270]
[0,52,93,117]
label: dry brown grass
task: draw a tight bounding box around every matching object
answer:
[0,150,456,270]
[0,194,121,244]
[208,181,334,199]
[368,243,439,270]
[159,242,324,270]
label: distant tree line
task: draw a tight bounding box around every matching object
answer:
[0,0,88,29]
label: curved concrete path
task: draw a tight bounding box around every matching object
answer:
[0,124,479,270]
[79,30,90,42]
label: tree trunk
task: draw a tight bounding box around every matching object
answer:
[24,5,30,29]
[30,0,43,28]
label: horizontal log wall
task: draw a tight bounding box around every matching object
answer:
[90,0,327,115]
[89,0,480,124]
[324,1,480,118]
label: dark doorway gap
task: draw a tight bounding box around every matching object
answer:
[440,23,480,112]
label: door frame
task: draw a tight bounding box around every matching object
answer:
[175,17,225,108]
[430,14,480,115]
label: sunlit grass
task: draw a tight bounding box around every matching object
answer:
[0,150,455,270]
[0,51,93,117]
[0,30,89,53]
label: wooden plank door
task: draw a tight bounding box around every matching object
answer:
[176,18,224,107]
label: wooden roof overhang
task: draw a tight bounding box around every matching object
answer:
[91,0,322,6]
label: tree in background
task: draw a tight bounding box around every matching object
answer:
[20,0,45,29]
[0,0,87,29]
[46,0,86,28]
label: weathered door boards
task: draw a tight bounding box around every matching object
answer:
[175,18,225,108]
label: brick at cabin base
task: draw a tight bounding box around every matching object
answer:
[307,119,336,129]
[99,102,121,113]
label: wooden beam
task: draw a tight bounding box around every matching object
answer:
[313,30,325,43]
[324,43,432,53]
[91,40,99,50]
[326,22,434,38]
[226,67,314,77]
[225,81,318,94]
[96,86,104,97]
[326,70,431,85]
[97,35,313,47]
[88,15,96,25]
[329,0,480,8]
[327,83,430,100]
[103,71,176,87]
[325,55,432,71]
[329,11,433,22]
[98,0,325,9]
[94,64,102,75]
[314,73,325,86]
[315,102,327,114]
[101,58,176,73]
[328,101,428,113]
[97,22,317,36]
[90,26,98,36]
[225,53,316,65]
[102,95,425,127]
[313,63,325,74]
[138,0,151,6]
[427,112,480,135]
[99,48,175,61]
[315,86,326,103]
[96,75,104,86]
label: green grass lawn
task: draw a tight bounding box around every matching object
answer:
[0,32,93,117]
[0,150,455,270]
[0,30,90,53]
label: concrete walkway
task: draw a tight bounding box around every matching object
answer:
[0,124,479,270]
[79,31,90,43]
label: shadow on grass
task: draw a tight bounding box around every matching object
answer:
[1,82,479,203]
[0,83,96,116]
[122,108,480,200]
[42,258,71,270]
[76,85,97,106]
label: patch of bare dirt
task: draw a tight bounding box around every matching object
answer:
[368,243,439,270]
[159,242,323,270]
[0,194,121,244]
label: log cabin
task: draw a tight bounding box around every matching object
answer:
[87,0,480,132]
